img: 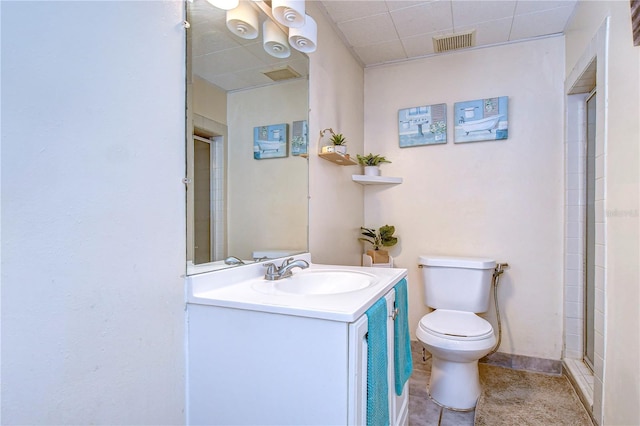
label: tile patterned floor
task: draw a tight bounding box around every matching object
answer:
[409,350,476,426]
[408,346,592,425]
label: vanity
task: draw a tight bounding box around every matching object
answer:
[184,5,410,422]
[186,253,409,425]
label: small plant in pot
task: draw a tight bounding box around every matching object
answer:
[356,153,391,176]
[330,133,347,154]
[359,225,398,264]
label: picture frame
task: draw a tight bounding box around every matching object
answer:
[398,103,447,148]
[253,123,288,159]
[454,96,509,143]
[632,0,639,46]
[291,120,308,156]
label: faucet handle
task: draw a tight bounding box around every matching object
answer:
[280,257,294,268]
[264,263,278,280]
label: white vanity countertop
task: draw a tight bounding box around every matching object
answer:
[186,253,408,322]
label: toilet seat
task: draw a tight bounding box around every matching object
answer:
[419,310,493,341]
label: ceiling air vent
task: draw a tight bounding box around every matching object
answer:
[433,30,476,53]
[263,66,301,82]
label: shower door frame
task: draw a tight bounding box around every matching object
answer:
[563,18,609,425]
[583,89,597,372]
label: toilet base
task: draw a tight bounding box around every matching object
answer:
[428,356,481,410]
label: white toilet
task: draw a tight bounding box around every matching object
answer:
[415,255,497,411]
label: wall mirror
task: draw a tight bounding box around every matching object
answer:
[186,0,310,275]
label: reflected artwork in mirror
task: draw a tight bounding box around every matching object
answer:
[186,0,310,275]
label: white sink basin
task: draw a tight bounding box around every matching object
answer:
[255,270,378,295]
[188,256,409,321]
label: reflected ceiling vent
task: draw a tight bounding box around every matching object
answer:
[263,66,301,81]
[433,30,476,53]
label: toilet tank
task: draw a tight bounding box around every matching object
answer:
[419,255,496,313]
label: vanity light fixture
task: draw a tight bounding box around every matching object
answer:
[288,14,317,53]
[213,0,317,58]
[206,0,239,11]
[272,0,306,28]
[226,1,259,39]
[263,19,291,58]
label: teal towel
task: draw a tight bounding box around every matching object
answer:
[366,297,389,426]
[394,278,413,396]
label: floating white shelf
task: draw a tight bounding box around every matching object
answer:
[352,175,403,185]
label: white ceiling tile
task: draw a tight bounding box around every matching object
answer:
[192,29,240,57]
[234,68,274,86]
[386,1,435,12]
[322,1,389,23]
[455,17,513,47]
[338,13,399,46]
[354,39,407,65]
[391,1,454,38]
[199,46,263,76]
[510,6,574,40]
[452,1,517,28]
[189,0,225,25]
[401,33,437,57]
[211,73,255,92]
[514,0,577,16]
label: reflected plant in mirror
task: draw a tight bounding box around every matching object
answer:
[186,0,310,275]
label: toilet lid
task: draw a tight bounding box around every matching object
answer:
[419,310,494,341]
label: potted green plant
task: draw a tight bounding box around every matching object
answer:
[330,133,347,154]
[359,225,398,264]
[356,153,391,176]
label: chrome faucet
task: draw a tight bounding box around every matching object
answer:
[264,257,309,280]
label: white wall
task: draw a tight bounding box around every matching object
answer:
[1,2,186,424]
[307,2,366,266]
[227,80,309,260]
[565,2,640,424]
[192,75,228,125]
[363,37,566,359]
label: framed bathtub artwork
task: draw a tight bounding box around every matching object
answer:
[454,96,509,143]
[398,103,447,148]
[253,123,288,159]
[290,120,308,156]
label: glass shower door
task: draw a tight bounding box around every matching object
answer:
[584,90,596,370]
